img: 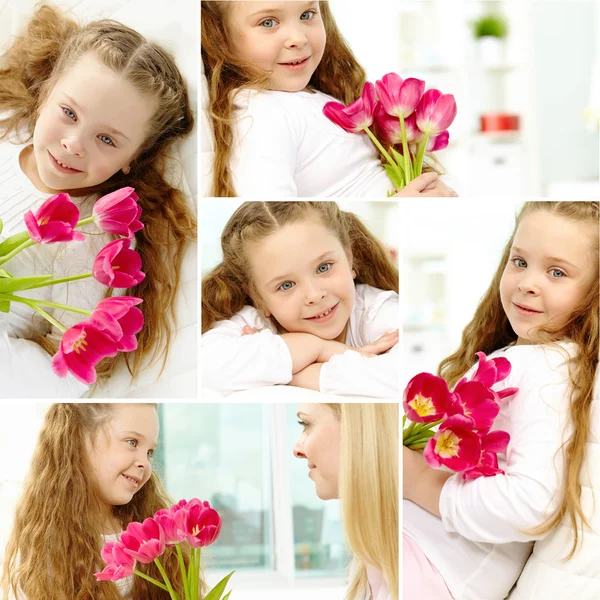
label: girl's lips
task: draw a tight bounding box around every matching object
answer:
[121,473,140,488]
[278,56,311,71]
[513,302,542,316]
[48,151,83,174]
[304,302,339,323]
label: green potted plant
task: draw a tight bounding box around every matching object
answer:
[473,14,508,65]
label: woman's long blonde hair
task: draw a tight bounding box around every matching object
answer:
[202,201,398,333]
[0,4,196,381]
[201,1,367,197]
[327,403,399,600]
[0,403,203,600]
[439,201,599,558]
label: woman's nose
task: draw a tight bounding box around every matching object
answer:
[293,440,305,459]
[61,136,85,158]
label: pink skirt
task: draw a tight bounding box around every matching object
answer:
[403,534,454,599]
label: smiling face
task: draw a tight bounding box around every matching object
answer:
[27,52,157,194]
[246,217,356,339]
[227,1,326,92]
[293,404,340,500]
[500,211,598,344]
[86,404,158,512]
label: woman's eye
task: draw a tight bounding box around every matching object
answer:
[297,419,308,430]
[550,269,566,278]
[98,134,115,146]
[279,281,295,291]
[62,107,77,120]
[512,258,527,268]
[260,18,277,28]
[317,263,331,274]
[300,10,315,20]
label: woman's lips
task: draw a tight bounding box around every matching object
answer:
[48,151,83,174]
[304,302,339,323]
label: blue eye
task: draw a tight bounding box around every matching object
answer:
[317,263,331,273]
[147,449,155,458]
[62,107,76,120]
[260,18,277,28]
[300,10,315,20]
[550,269,566,278]
[512,258,527,268]
[127,439,137,448]
[98,134,115,146]
[279,281,294,291]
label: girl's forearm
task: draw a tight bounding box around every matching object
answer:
[281,333,350,373]
[289,363,322,390]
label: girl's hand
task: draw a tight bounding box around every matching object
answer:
[393,173,458,197]
[353,330,399,357]
[242,325,260,335]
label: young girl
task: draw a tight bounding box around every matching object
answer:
[294,403,399,600]
[403,201,599,599]
[0,403,202,599]
[201,201,399,397]
[0,4,195,397]
[201,1,457,198]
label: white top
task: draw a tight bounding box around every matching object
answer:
[404,343,577,600]
[230,89,394,198]
[201,283,398,397]
[0,137,110,398]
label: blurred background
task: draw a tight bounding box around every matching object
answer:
[0,404,349,599]
[400,198,525,388]
[331,0,600,198]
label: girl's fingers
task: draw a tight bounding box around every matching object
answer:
[242,325,259,335]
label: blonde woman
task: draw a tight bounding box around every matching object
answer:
[294,403,399,600]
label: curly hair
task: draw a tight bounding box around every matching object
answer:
[439,201,599,558]
[0,4,196,382]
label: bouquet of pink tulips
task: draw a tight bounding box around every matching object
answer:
[0,187,145,384]
[323,73,457,192]
[403,353,518,480]
[96,498,234,600]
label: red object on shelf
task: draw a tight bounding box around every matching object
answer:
[480,113,520,133]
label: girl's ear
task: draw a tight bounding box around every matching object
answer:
[264,310,271,318]
[352,269,357,279]
[122,165,131,175]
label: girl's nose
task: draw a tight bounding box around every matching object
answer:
[517,275,540,295]
[284,26,308,49]
[61,136,85,158]
[135,453,151,470]
[304,282,327,304]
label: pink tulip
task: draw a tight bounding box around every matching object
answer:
[375,73,425,118]
[323,82,377,133]
[403,372,453,423]
[495,387,519,402]
[154,509,187,546]
[51,322,119,384]
[121,518,166,564]
[93,187,144,239]
[89,297,144,352]
[423,414,482,471]
[472,352,511,387]
[416,89,457,135]
[374,105,420,146]
[92,239,146,288]
[462,430,510,480]
[95,541,136,581]
[177,499,222,548]
[450,380,500,433]
[24,193,85,244]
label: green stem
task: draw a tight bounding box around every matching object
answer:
[18,298,66,332]
[402,421,416,442]
[193,548,201,599]
[414,131,431,177]
[0,239,36,266]
[154,557,179,600]
[134,569,170,592]
[363,126,401,170]
[175,544,190,599]
[402,415,407,428]
[399,114,413,182]
[76,216,95,228]
[0,294,92,317]
[25,272,93,290]
[407,440,429,450]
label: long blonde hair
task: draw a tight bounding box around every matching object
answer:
[439,201,599,558]
[202,201,398,333]
[201,1,367,197]
[0,403,202,600]
[0,4,196,380]
[328,403,399,600]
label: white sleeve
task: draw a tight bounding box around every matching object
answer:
[439,348,571,544]
[230,94,300,197]
[201,307,293,395]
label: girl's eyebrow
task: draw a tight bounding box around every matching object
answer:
[248,1,316,18]
[512,246,579,270]
[265,251,336,287]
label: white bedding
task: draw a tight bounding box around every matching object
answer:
[0,0,198,398]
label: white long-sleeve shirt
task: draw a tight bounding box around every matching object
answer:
[230,89,394,198]
[0,138,110,398]
[404,343,579,600]
[201,283,398,398]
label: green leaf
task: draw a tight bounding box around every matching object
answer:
[0,231,31,258]
[0,269,12,278]
[0,218,3,236]
[389,148,406,175]
[203,571,235,600]
[0,300,9,312]
[0,274,55,293]
[384,164,404,191]
[222,592,232,600]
